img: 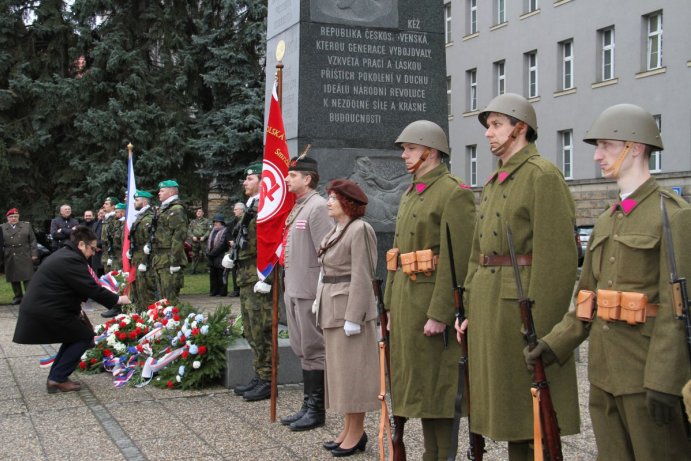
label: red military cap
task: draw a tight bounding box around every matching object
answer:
[5,208,19,217]
[326,179,368,205]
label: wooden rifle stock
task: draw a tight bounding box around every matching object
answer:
[372,279,407,460]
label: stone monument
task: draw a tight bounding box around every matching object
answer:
[265,0,448,277]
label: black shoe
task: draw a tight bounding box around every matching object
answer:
[209,293,218,297]
[230,290,240,297]
[281,399,309,426]
[234,375,260,396]
[331,433,367,457]
[289,370,325,431]
[323,440,341,450]
[243,379,271,401]
[10,297,22,305]
[101,307,122,318]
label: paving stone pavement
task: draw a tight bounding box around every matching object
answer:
[0,294,597,460]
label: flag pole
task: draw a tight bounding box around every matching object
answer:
[123,142,135,300]
[270,40,286,423]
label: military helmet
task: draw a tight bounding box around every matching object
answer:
[478,93,538,134]
[395,120,450,155]
[583,103,663,150]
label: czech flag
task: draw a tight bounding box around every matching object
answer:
[122,144,137,283]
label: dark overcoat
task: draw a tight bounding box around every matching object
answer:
[1,221,38,282]
[13,241,119,344]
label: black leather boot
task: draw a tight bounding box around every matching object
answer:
[280,370,310,425]
[289,369,325,431]
[243,378,271,401]
[234,375,259,396]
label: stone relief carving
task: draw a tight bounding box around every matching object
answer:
[347,156,408,225]
[311,0,398,27]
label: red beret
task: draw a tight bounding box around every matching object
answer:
[326,179,368,205]
[5,208,19,217]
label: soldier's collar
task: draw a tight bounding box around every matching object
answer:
[610,177,657,216]
[485,144,538,185]
[407,163,448,195]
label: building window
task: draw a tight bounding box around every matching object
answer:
[560,130,573,179]
[525,51,538,98]
[445,3,452,44]
[649,114,661,172]
[467,0,478,35]
[560,39,574,90]
[495,0,506,25]
[467,145,478,186]
[494,60,506,96]
[646,11,663,70]
[447,76,452,116]
[599,27,615,81]
[525,0,538,14]
[467,68,477,111]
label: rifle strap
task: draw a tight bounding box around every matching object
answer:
[531,387,544,461]
[378,341,394,461]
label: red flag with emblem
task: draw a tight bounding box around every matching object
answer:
[256,81,296,281]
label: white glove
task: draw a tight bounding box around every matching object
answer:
[253,281,271,294]
[344,320,361,337]
[221,254,234,269]
[126,250,132,260]
[143,244,151,255]
[138,263,147,272]
[169,266,181,274]
[106,258,113,266]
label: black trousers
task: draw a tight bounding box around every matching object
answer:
[48,338,93,382]
[209,266,227,296]
[11,281,29,299]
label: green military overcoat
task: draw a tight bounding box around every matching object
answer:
[384,163,476,418]
[1,222,38,282]
[464,144,580,440]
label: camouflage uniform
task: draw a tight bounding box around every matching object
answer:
[152,198,188,303]
[187,216,211,273]
[101,213,121,271]
[237,197,273,381]
[129,207,158,309]
[112,218,124,270]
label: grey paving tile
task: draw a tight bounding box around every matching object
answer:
[0,397,28,414]
[137,435,221,461]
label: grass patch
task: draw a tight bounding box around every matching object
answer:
[0,279,14,305]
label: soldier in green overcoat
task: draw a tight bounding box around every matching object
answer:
[1,208,38,304]
[129,191,158,311]
[150,180,188,304]
[187,208,210,274]
[384,121,476,460]
[528,104,691,460]
[458,94,580,461]
[231,163,274,402]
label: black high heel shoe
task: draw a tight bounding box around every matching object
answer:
[331,432,367,457]
[323,440,341,450]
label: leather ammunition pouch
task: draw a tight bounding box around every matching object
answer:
[388,248,438,281]
[386,248,400,272]
[575,290,596,322]
[594,289,658,324]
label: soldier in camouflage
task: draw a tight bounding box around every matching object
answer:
[128,190,158,311]
[148,180,188,304]
[100,196,119,275]
[111,203,126,270]
[187,208,210,274]
[231,163,274,402]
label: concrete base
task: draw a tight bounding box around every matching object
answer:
[222,326,302,389]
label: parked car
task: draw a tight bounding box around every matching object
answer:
[576,226,594,267]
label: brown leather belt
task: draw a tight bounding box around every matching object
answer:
[479,253,533,266]
[322,275,351,284]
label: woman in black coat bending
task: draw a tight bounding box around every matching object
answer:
[13,226,131,393]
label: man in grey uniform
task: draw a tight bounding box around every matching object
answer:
[280,156,333,431]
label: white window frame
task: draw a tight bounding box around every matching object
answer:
[447,76,452,116]
[468,0,478,35]
[495,60,506,96]
[496,0,506,24]
[561,39,574,90]
[526,0,539,14]
[560,130,573,179]
[468,145,478,186]
[467,69,477,111]
[445,3,452,44]
[526,51,538,98]
[649,114,662,172]
[601,27,615,81]
[646,11,663,70]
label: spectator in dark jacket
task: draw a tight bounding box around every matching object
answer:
[50,204,79,251]
[13,226,131,393]
[207,214,230,297]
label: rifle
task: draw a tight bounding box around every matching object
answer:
[445,224,484,461]
[660,197,691,440]
[506,224,563,461]
[364,234,406,461]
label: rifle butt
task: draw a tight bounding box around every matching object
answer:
[392,416,407,461]
[533,360,563,461]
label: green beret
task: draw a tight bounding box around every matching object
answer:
[158,179,179,189]
[105,196,119,204]
[134,190,153,199]
[115,203,126,210]
[244,163,263,177]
